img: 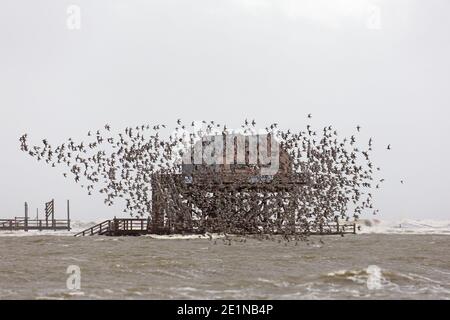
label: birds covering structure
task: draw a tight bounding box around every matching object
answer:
[19,119,382,238]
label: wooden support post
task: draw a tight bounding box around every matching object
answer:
[52,198,55,230]
[24,202,28,232]
[151,177,163,234]
[67,200,71,231]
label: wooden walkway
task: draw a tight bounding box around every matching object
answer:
[74,218,356,237]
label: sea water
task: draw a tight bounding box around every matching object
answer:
[0,220,449,299]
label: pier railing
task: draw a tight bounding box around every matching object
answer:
[309,221,357,235]
[74,218,150,237]
[0,217,70,231]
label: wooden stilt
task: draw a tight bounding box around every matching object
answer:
[24,202,28,232]
[67,199,71,231]
[52,198,55,230]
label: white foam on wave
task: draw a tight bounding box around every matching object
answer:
[0,220,97,237]
[325,265,396,291]
[144,233,224,240]
[0,230,76,237]
[357,219,450,235]
[323,265,450,298]
[366,265,383,290]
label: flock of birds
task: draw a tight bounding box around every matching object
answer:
[19,116,395,239]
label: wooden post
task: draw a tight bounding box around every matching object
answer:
[52,199,55,230]
[67,200,71,231]
[353,222,356,234]
[24,202,28,232]
[288,195,296,234]
[45,203,48,227]
[151,176,165,234]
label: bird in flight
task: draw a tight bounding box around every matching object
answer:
[19,118,382,240]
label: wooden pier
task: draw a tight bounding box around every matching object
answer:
[0,200,71,232]
[74,217,356,237]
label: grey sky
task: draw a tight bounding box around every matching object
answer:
[1,0,449,221]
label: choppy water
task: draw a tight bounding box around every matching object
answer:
[0,233,449,299]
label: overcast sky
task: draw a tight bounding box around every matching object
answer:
[1,0,449,221]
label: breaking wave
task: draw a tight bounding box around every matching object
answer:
[357,219,450,235]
